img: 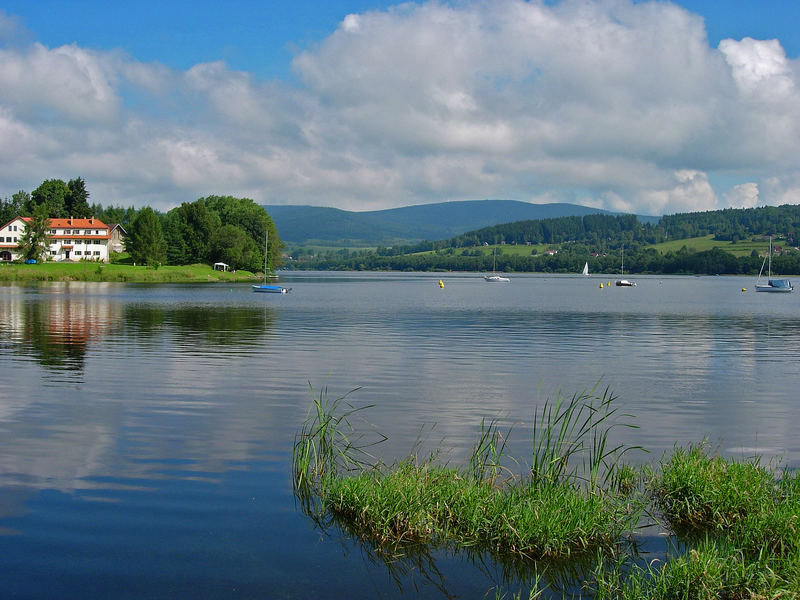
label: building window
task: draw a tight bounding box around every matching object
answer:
[93,251,100,256]
[75,251,82,256]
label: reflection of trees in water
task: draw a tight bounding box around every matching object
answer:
[304,509,625,599]
[21,301,89,373]
[5,297,277,373]
[123,305,276,347]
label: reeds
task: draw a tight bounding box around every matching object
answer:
[292,385,642,562]
[530,385,643,493]
[292,384,385,517]
[292,389,800,598]
[587,443,800,599]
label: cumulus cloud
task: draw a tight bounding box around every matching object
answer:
[723,182,760,209]
[0,0,799,215]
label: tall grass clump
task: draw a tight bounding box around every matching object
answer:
[292,385,384,516]
[292,385,644,564]
[591,537,800,600]
[655,443,777,532]
[530,386,643,494]
[639,443,800,597]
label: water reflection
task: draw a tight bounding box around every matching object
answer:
[0,286,117,376]
[1,276,800,599]
[123,304,276,348]
[0,285,277,377]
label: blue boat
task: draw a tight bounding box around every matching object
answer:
[253,228,290,294]
[755,237,793,293]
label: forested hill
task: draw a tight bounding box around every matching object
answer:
[264,200,627,245]
[290,203,800,275]
[402,203,800,252]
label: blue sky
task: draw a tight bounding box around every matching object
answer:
[1,0,799,214]
[6,1,799,78]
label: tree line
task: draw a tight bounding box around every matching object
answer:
[2,180,282,272]
[291,204,800,275]
[300,244,800,276]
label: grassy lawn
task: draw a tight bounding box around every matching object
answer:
[417,243,551,257]
[420,237,783,259]
[648,234,774,257]
[0,261,259,283]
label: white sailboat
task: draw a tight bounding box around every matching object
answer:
[253,228,290,294]
[582,262,589,276]
[755,237,793,293]
[615,246,636,287]
[484,247,510,282]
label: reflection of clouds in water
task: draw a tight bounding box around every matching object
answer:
[3,277,800,504]
[271,308,800,467]
[0,289,287,497]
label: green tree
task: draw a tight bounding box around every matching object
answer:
[208,224,259,271]
[28,179,69,217]
[18,203,51,261]
[164,200,221,265]
[66,177,92,217]
[126,207,166,266]
[0,190,28,225]
[199,195,283,269]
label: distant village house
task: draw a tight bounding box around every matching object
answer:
[0,216,114,263]
[109,223,127,254]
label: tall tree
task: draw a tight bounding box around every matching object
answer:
[18,203,51,262]
[199,195,282,269]
[126,207,166,266]
[0,190,28,225]
[66,177,92,217]
[28,179,69,217]
[208,224,259,271]
[164,200,221,265]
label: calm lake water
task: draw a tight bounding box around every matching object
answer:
[1,271,799,598]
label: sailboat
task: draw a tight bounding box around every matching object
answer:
[615,246,636,287]
[582,262,589,276]
[755,237,793,293]
[253,228,290,294]
[483,247,510,282]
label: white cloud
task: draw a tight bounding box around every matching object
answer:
[723,182,760,209]
[0,43,121,124]
[0,0,799,216]
[761,175,800,206]
[719,37,794,99]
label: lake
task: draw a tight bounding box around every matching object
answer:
[1,271,799,598]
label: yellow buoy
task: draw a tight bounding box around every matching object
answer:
[599,283,603,288]
[438,280,444,288]
[741,287,747,292]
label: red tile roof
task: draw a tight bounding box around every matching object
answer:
[48,217,109,229]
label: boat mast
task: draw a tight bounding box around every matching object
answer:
[768,236,772,278]
[264,230,269,285]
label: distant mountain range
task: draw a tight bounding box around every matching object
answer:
[264,200,652,246]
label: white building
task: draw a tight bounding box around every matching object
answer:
[0,217,25,262]
[0,216,111,263]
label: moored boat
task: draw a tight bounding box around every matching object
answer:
[253,227,290,294]
[755,237,793,293]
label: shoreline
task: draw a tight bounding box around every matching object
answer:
[0,262,260,283]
